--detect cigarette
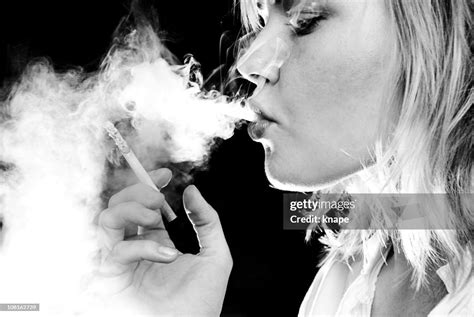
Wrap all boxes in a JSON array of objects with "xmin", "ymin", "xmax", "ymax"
[{"xmin": 104, "ymin": 121, "xmax": 177, "ymax": 222}]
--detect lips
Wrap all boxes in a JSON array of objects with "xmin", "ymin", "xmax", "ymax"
[
  {"xmin": 247, "ymin": 100, "xmax": 276, "ymax": 140},
  {"xmin": 248, "ymin": 119, "xmax": 273, "ymax": 140}
]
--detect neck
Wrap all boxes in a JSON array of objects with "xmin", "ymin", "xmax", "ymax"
[
  {"xmin": 387, "ymin": 239, "xmax": 448, "ymax": 297},
  {"xmin": 386, "ymin": 242, "xmax": 411, "ymax": 285}
]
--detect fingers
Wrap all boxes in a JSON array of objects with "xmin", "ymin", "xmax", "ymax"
[
  {"xmin": 149, "ymin": 168, "xmax": 172, "ymax": 189},
  {"xmin": 98, "ymin": 168, "xmax": 179, "ymax": 277},
  {"xmin": 99, "ymin": 202, "xmax": 163, "ymax": 250},
  {"xmin": 108, "ymin": 184, "xmax": 165, "ymax": 209},
  {"xmin": 126, "ymin": 228, "xmax": 175, "ymax": 249},
  {"xmin": 102, "ymin": 240, "xmax": 179, "ymax": 274},
  {"xmin": 108, "ymin": 240, "xmax": 179, "ymax": 265},
  {"xmin": 183, "ymin": 185, "xmax": 231, "ymax": 261},
  {"xmin": 108, "ymin": 168, "xmax": 172, "ymax": 209}
]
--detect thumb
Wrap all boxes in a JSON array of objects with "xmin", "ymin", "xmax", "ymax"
[{"xmin": 183, "ymin": 185, "xmax": 230, "ymax": 259}]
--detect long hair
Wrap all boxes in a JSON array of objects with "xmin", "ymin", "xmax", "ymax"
[{"xmin": 236, "ymin": 0, "xmax": 473, "ymax": 291}]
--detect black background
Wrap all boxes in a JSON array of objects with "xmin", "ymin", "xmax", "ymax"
[{"xmin": 0, "ymin": 1, "xmax": 323, "ymax": 315}]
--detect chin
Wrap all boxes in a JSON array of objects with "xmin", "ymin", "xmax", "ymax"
[
  {"xmin": 264, "ymin": 160, "xmax": 338, "ymax": 192},
  {"xmin": 264, "ymin": 154, "xmax": 361, "ymax": 193}
]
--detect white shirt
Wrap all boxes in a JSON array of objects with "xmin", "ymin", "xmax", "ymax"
[{"xmin": 299, "ymin": 237, "xmax": 473, "ymax": 316}]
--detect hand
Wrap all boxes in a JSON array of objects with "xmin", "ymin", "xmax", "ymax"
[{"xmin": 94, "ymin": 168, "xmax": 233, "ymax": 316}]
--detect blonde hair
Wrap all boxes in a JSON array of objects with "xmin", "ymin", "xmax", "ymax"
[{"xmin": 236, "ymin": 0, "xmax": 473, "ymax": 290}]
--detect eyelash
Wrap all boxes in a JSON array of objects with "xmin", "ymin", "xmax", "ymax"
[{"xmin": 287, "ymin": 14, "xmax": 326, "ymax": 36}]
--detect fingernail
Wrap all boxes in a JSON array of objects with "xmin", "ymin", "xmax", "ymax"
[{"xmin": 159, "ymin": 246, "xmax": 178, "ymax": 257}]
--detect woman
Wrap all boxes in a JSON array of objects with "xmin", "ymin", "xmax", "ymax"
[{"xmin": 97, "ymin": 0, "xmax": 473, "ymax": 315}]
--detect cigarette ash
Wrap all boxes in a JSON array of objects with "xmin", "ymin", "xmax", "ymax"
[{"xmin": 104, "ymin": 121, "xmax": 131, "ymax": 154}]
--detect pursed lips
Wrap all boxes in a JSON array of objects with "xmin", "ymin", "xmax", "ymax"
[
  {"xmin": 247, "ymin": 100, "xmax": 277, "ymax": 140},
  {"xmin": 248, "ymin": 100, "xmax": 277, "ymax": 123}
]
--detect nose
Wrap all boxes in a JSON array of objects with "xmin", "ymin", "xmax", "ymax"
[{"xmin": 236, "ymin": 35, "xmax": 290, "ymax": 86}]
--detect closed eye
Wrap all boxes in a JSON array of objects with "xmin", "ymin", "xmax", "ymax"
[{"xmin": 287, "ymin": 13, "xmax": 326, "ymax": 36}]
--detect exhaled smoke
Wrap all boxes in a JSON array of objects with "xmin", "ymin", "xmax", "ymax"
[{"xmin": 0, "ymin": 23, "xmax": 254, "ymax": 315}]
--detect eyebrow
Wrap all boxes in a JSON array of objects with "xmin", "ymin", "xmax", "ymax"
[{"xmin": 273, "ymin": 0, "xmax": 326, "ymax": 12}]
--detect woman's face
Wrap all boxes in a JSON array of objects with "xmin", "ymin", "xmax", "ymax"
[{"xmin": 238, "ymin": 0, "xmax": 394, "ymax": 191}]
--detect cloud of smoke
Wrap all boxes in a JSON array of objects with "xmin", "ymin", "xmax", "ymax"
[{"xmin": 0, "ymin": 22, "xmax": 254, "ymax": 315}]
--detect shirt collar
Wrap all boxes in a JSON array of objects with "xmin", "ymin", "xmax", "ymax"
[
  {"xmin": 435, "ymin": 247, "xmax": 472, "ymax": 294},
  {"xmin": 362, "ymin": 235, "xmax": 472, "ymax": 294}
]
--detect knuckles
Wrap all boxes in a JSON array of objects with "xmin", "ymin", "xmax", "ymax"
[
  {"xmin": 108, "ymin": 192, "xmax": 121, "ymax": 208},
  {"xmin": 127, "ymin": 184, "xmax": 165, "ymax": 209},
  {"xmin": 143, "ymin": 190, "xmax": 165, "ymax": 210},
  {"xmin": 99, "ymin": 201, "xmax": 148, "ymax": 228},
  {"xmin": 98, "ymin": 207, "xmax": 113, "ymax": 227},
  {"xmin": 98, "ymin": 200, "xmax": 163, "ymax": 232},
  {"xmin": 141, "ymin": 209, "xmax": 162, "ymax": 226},
  {"xmin": 108, "ymin": 183, "xmax": 165, "ymax": 209}
]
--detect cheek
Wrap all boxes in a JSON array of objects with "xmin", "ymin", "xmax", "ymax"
[
  {"xmin": 292, "ymin": 42, "xmax": 385, "ymax": 108},
  {"xmin": 279, "ymin": 25, "xmax": 390, "ymax": 136}
]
